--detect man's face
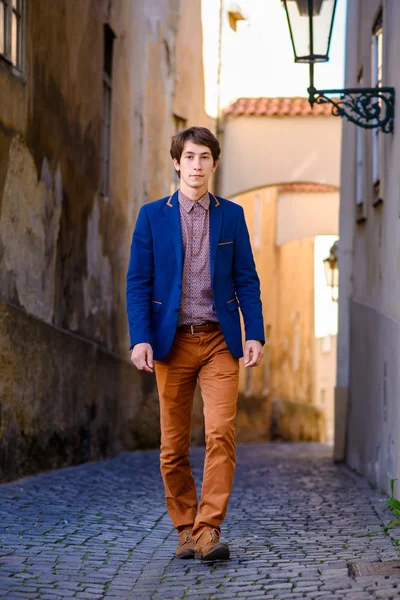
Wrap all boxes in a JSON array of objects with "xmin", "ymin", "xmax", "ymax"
[{"xmin": 173, "ymin": 141, "xmax": 218, "ymax": 190}]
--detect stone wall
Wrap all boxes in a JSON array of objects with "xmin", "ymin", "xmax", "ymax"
[
  {"xmin": 0, "ymin": 0, "xmax": 214, "ymax": 481},
  {"xmin": 0, "ymin": 301, "xmax": 161, "ymax": 481}
]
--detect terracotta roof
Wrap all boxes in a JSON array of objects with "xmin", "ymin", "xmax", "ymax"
[
  {"xmin": 224, "ymin": 97, "xmax": 334, "ymax": 117},
  {"xmin": 278, "ymin": 182, "xmax": 338, "ymax": 193}
]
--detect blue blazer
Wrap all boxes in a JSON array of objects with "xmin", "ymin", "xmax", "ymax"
[{"xmin": 126, "ymin": 190, "xmax": 264, "ymax": 360}]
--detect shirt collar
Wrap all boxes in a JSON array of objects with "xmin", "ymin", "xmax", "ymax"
[{"xmin": 178, "ymin": 189, "xmax": 210, "ymax": 213}]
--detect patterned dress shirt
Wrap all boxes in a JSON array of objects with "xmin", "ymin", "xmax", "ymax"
[{"xmin": 177, "ymin": 189, "xmax": 218, "ymax": 326}]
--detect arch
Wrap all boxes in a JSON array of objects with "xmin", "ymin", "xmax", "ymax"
[
  {"xmin": 231, "ymin": 181, "xmax": 340, "ymax": 244},
  {"xmin": 218, "ymin": 101, "xmax": 342, "ymax": 200}
]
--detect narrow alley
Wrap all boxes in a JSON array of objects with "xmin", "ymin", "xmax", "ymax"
[{"xmin": 1, "ymin": 443, "xmax": 400, "ymax": 599}]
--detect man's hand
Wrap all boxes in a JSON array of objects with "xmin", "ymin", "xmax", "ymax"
[
  {"xmin": 131, "ymin": 343, "xmax": 154, "ymax": 373},
  {"xmin": 244, "ymin": 340, "xmax": 263, "ymax": 367}
]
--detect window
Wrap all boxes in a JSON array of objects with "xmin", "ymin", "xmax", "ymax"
[
  {"xmin": 170, "ymin": 115, "xmax": 187, "ymax": 194},
  {"xmin": 356, "ymin": 69, "xmax": 366, "ymax": 223},
  {"xmin": 100, "ymin": 24, "xmax": 115, "ymax": 199},
  {"xmin": 372, "ymin": 10, "xmax": 383, "ymax": 204},
  {"xmin": 0, "ymin": 0, "xmax": 25, "ymax": 71},
  {"xmin": 356, "ymin": 128, "xmax": 364, "ymax": 206}
]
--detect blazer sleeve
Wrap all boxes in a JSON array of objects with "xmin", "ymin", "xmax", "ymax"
[
  {"xmin": 232, "ymin": 206, "xmax": 265, "ymax": 345},
  {"xmin": 126, "ymin": 206, "xmax": 154, "ymax": 350}
]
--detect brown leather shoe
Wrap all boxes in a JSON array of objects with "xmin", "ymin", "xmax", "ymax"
[
  {"xmin": 194, "ymin": 528, "xmax": 230, "ymax": 561},
  {"xmin": 175, "ymin": 529, "xmax": 195, "ymax": 559}
]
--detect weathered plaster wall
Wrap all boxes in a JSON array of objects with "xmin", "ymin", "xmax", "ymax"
[
  {"xmin": 339, "ymin": 0, "xmax": 400, "ymax": 487},
  {"xmin": 0, "ymin": 0, "xmax": 214, "ymax": 480},
  {"xmin": 0, "ymin": 301, "xmax": 161, "ymax": 481},
  {"xmin": 232, "ymin": 186, "xmax": 326, "ymax": 441},
  {"xmin": 173, "ymin": 0, "xmax": 214, "ymax": 130},
  {"xmin": 275, "ymin": 238, "xmax": 315, "ymax": 405},
  {"xmin": 0, "ymin": 0, "xmax": 189, "ymax": 351},
  {"xmin": 0, "ymin": 137, "xmax": 62, "ymax": 321},
  {"xmin": 347, "ymin": 302, "xmax": 399, "ymax": 491}
]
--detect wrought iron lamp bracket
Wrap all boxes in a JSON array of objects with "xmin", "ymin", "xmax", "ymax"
[{"xmin": 308, "ymin": 86, "xmax": 395, "ymax": 133}]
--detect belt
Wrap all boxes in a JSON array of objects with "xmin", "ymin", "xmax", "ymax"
[{"xmin": 177, "ymin": 322, "xmax": 220, "ymax": 335}]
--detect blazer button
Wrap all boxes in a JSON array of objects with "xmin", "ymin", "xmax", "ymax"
[
  {"xmin": 174, "ymin": 308, "xmax": 179, "ymax": 312},
  {"xmin": 178, "ymin": 284, "xmax": 182, "ymax": 289}
]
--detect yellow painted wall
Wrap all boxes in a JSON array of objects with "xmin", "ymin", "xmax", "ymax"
[
  {"xmin": 233, "ymin": 187, "xmax": 278, "ymax": 400},
  {"xmin": 234, "ymin": 186, "xmax": 329, "ymax": 441},
  {"xmin": 275, "ymin": 238, "xmax": 315, "ymax": 405}
]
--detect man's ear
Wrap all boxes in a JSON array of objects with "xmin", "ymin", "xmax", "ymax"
[
  {"xmin": 173, "ymin": 158, "xmax": 180, "ymax": 173},
  {"xmin": 212, "ymin": 160, "xmax": 220, "ymax": 173}
]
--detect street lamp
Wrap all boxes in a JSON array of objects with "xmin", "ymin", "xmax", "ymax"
[
  {"xmin": 282, "ymin": 0, "xmax": 395, "ymax": 133},
  {"xmin": 323, "ymin": 241, "xmax": 339, "ymax": 303}
]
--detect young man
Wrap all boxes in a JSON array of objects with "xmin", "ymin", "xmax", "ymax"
[{"xmin": 126, "ymin": 126, "xmax": 264, "ymax": 561}]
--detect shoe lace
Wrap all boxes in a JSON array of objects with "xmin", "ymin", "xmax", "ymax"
[
  {"xmin": 183, "ymin": 530, "xmax": 192, "ymax": 543},
  {"xmin": 210, "ymin": 529, "xmax": 220, "ymax": 543}
]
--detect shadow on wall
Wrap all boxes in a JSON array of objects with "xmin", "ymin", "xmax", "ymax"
[
  {"xmin": 271, "ymin": 396, "xmax": 326, "ymax": 442},
  {"xmin": 191, "ymin": 387, "xmax": 273, "ymax": 445}
]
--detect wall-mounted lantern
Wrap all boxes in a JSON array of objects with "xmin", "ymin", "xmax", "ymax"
[
  {"xmin": 282, "ymin": 0, "xmax": 395, "ymax": 133},
  {"xmin": 323, "ymin": 241, "xmax": 339, "ymax": 303}
]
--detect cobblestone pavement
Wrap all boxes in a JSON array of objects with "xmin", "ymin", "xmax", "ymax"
[{"xmin": 1, "ymin": 443, "xmax": 400, "ymax": 600}]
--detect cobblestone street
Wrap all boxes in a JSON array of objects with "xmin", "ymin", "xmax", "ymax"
[{"xmin": 1, "ymin": 443, "xmax": 400, "ymax": 600}]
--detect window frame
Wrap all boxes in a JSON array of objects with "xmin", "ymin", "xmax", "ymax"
[
  {"xmin": 371, "ymin": 9, "xmax": 384, "ymax": 206},
  {"xmin": 355, "ymin": 68, "xmax": 367, "ymax": 224},
  {"xmin": 0, "ymin": 0, "xmax": 25, "ymax": 72},
  {"xmin": 100, "ymin": 24, "xmax": 115, "ymax": 200}
]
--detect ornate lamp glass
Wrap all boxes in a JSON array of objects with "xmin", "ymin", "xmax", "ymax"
[
  {"xmin": 282, "ymin": 0, "xmax": 395, "ymax": 133},
  {"xmin": 282, "ymin": 0, "xmax": 337, "ymax": 64}
]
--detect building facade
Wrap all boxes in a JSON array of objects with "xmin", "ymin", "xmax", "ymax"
[
  {"xmin": 221, "ymin": 98, "xmax": 341, "ymax": 443},
  {"xmin": 337, "ymin": 0, "xmax": 400, "ymax": 491},
  {"xmin": 0, "ymin": 0, "xmax": 213, "ymax": 481}
]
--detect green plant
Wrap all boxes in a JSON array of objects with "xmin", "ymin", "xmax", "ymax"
[
  {"xmin": 386, "ymin": 479, "xmax": 400, "ymax": 518},
  {"xmin": 382, "ymin": 520, "xmax": 398, "ymax": 532}
]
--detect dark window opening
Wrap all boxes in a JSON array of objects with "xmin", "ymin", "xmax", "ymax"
[{"xmin": 100, "ymin": 24, "xmax": 115, "ymax": 199}]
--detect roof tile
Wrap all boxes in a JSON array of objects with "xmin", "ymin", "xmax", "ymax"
[{"xmin": 224, "ymin": 97, "xmax": 334, "ymax": 117}]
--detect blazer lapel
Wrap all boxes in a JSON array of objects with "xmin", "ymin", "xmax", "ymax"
[
  {"xmin": 209, "ymin": 193, "xmax": 222, "ymax": 280},
  {"xmin": 164, "ymin": 190, "xmax": 183, "ymax": 276}
]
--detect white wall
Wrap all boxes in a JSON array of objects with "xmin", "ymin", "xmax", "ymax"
[
  {"xmin": 221, "ymin": 116, "xmax": 341, "ymax": 198},
  {"xmin": 277, "ymin": 192, "xmax": 339, "ymax": 246},
  {"xmin": 340, "ymin": 0, "xmax": 400, "ymax": 490}
]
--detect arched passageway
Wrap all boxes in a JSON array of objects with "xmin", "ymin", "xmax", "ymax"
[
  {"xmin": 218, "ymin": 98, "xmax": 341, "ymax": 446},
  {"xmin": 218, "ymin": 97, "xmax": 341, "ymax": 198}
]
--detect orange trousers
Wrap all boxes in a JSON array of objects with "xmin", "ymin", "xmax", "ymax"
[{"xmin": 154, "ymin": 328, "xmax": 239, "ymax": 542}]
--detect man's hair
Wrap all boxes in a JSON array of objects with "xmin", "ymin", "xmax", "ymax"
[{"xmin": 170, "ymin": 126, "xmax": 221, "ymax": 165}]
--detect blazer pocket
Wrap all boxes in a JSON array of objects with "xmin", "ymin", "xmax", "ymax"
[
  {"xmin": 151, "ymin": 300, "xmax": 162, "ymax": 313},
  {"xmin": 218, "ymin": 240, "xmax": 233, "ymax": 246},
  {"xmin": 227, "ymin": 298, "xmax": 239, "ymax": 311}
]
